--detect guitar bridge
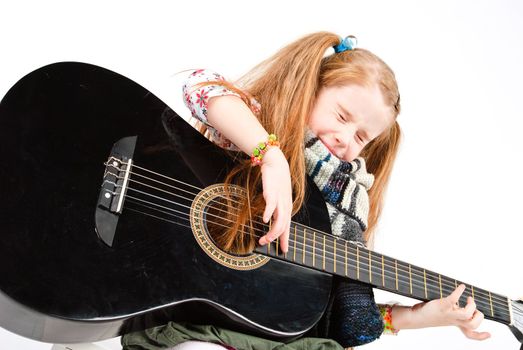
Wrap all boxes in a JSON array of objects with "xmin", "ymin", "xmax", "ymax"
[
  {"xmin": 99, "ymin": 157, "xmax": 133, "ymax": 214},
  {"xmin": 95, "ymin": 136, "xmax": 137, "ymax": 247}
]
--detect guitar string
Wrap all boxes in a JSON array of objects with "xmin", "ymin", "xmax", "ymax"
[
  {"xmin": 106, "ymin": 162, "xmax": 511, "ymax": 310},
  {"xmin": 110, "ymin": 164, "xmax": 383, "ymax": 250},
  {"xmin": 123, "ymin": 197, "xmax": 511, "ymax": 318},
  {"xmin": 122, "ymin": 184, "xmax": 511, "ymax": 314},
  {"xmin": 114, "ymin": 164, "xmax": 511, "ymax": 310},
  {"xmin": 120, "ymin": 167, "xmax": 511, "ymax": 308}
]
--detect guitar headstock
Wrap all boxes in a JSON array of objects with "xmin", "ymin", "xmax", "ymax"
[{"xmin": 510, "ymin": 299, "xmax": 523, "ymax": 344}]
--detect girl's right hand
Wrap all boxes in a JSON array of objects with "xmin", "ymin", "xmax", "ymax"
[
  {"xmin": 257, "ymin": 146, "xmax": 292, "ymax": 253},
  {"xmin": 408, "ymin": 284, "xmax": 491, "ymax": 340}
]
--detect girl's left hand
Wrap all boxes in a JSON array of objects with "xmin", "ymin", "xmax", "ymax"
[{"xmin": 410, "ymin": 283, "xmax": 491, "ymax": 340}]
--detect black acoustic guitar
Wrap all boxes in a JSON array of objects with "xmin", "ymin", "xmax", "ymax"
[{"xmin": 0, "ymin": 62, "xmax": 521, "ymax": 346}]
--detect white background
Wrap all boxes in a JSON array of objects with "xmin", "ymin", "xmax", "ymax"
[{"xmin": 1, "ymin": 1, "xmax": 522, "ymax": 349}]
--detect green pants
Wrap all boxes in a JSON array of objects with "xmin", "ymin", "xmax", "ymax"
[{"xmin": 121, "ymin": 322, "xmax": 345, "ymax": 350}]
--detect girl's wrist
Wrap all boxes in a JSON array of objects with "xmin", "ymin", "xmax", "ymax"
[
  {"xmin": 251, "ymin": 134, "xmax": 280, "ymax": 166},
  {"xmin": 390, "ymin": 304, "xmax": 417, "ymax": 330},
  {"xmin": 391, "ymin": 302, "xmax": 434, "ymax": 330},
  {"xmin": 261, "ymin": 146, "xmax": 286, "ymax": 166}
]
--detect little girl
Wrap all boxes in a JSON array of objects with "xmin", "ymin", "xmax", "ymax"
[{"xmin": 122, "ymin": 32, "xmax": 490, "ymax": 350}]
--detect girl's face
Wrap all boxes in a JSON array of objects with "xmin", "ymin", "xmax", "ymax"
[{"xmin": 308, "ymin": 83, "xmax": 393, "ymax": 162}]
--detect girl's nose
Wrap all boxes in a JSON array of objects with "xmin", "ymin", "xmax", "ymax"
[{"xmin": 335, "ymin": 124, "xmax": 356, "ymax": 148}]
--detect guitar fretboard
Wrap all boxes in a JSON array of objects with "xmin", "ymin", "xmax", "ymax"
[{"xmin": 254, "ymin": 221, "xmax": 511, "ymax": 325}]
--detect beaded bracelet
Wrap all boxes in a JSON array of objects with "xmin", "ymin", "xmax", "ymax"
[
  {"xmin": 380, "ymin": 304, "xmax": 399, "ymax": 335},
  {"xmin": 251, "ymin": 134, "xmax": 280, "ymax": 166}
]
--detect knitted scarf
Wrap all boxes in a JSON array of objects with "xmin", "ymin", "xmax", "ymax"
[
  {"xmin": 304, "ymin": 130, "xmax": 374, "ymax": 244},
  {"xmin": 303, "ymin": 130, "xmax": 383, "ymax": 347}
]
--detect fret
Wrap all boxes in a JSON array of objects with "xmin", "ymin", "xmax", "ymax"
[
  {"xmin": 489, "ymin": 291, "xmax": 494, "ymax": 317},
  {"xmin": 368, "ymin": 250, "xmax": 372, "ymax": 283},
  {"xmin": 312, "ymin": 231, "xmax": 316, "ymax": 268},
  {"xmin": 381, "ymin": 255, "xmax": 385, "ymax": 287},
  {"xmin": 395, "ymin": 259, "xmax": 398, "ymax": 291},
  {"xmin": 313, "ymin": 233, "xmax": 324, "ymax": 271},
  {"xmin": 302, "ymin": 229, "xmax": 306, "ymax": 265},
  {"xmin": 293, "ymin": 225, "xmax": 297, "ymax": 262},
  {"xmin": 344, "ymin": 241, "xmax": 348, "ymax": 277},
  {"xmin": 327, "ymin": 237, "xmax": 345, "ymax": 276},
  {"xmin": 368, "ymin": 251, "xmax": 383, "ymax": 286},
  {"xmin": 506, "ymin": 296, "xmax": 513, "ymax": 323},
  {"xmin": 425, "ymin": 269, "xmax": 442, "ymax": 301},
  {"xmin": 322, "ymin": 235, "xmax": 326, "ymax": 271},
  {"xmin": 337, "ymin": 239, "xmax": 347, "ymax": 275},
  {"xmin": 356, "ymin": 245, "xmax": 360, "ymax": 280},
  {"xmin": 267, "ymin": 220, "xmax": 271, "ymax": 255},
  {"xmin": 282, "ymin": 227, "xmax": 287, "ymax": 259},
  {"xmin": 439, "ymin": 274, "xmax": 442, "ymax": 299},
  {"xmin": 321, "ymin": 235, "xmax": 336, "ymax": 274},
  {"xmin": 472, "ymin": 286, "xmax": 487, "ymax": 315},
  {"xmin": 275, "ymin": 237, "xmax": 279, "ymax": 255},
  {"xmin": 440, "ymin": 276, "xmax": 455, "ymax": 297},
  {"xmin": 333, "ymin": 238, "xmax": 337, "ymax": 273},
  {"xmin": 423, "ymin": 269, "xmax": 428, "ymax": 299},
  {"xmin": 382, "ymin": 255, "xmax": 398, "ymax": 290},
  {"xmin": 408, "ymin": 264, "xmax": 412, "ymax": 295},
  {"xmin": 477, "ymin": 286, "xmax": 493, "ymax": 316},
  {"xmin": 356, "ymin": 247, "xmax": 371, "ymax": 284},
  {"xmin": 394, "ymin": 260, "xmax": 414, "ymax": 297},
  {"xmin": 344, "ymin": 242, "xmax": 358, "ymax": 280},
  {"xmin": 393, "ymin": 260, "xmax": 406, "ymax": 294},
  {"xmin": 343, "ymin": 240, "xmax": 355, "ymax": 278},
  {"xmin": 408, "ymin": 265, "xmax": 426, "ymax": 300}
]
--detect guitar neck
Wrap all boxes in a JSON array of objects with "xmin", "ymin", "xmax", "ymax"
[{"xmin": 254, "ymin": 221, "xmax": 512, "ymax": 326}]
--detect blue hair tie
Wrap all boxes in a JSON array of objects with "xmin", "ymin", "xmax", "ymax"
[{"xmin": 333, "ymin": 35, "xmax": 358, "ymax": 53}]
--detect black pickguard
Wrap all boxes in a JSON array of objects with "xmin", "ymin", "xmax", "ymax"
[{"xmin": 0, "ymin": 62, "xmax": 333, "ymax": 343}]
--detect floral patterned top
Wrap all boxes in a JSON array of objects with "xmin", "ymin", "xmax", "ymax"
[{"xmin": 182, "ymin": 68, "xmax": 261, "ymax": 151}]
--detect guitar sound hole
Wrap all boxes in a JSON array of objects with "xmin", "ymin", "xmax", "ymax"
[{"xmin": 205, "ymin": 192, "xmax": 258, "ymax": 256}]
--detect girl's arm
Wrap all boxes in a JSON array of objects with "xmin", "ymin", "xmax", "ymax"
[
  {"xmin": 390, "ymin": 284, "xmax": 491, "ymax": 340},
  {"xmin": 182, "ymin": 69, "xmax": 293, "ymax": 252},
  {"xmin": 204, "ymin": 95, "xmax": 293, "ymax": 253}
]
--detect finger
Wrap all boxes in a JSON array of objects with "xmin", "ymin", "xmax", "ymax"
[
  {"xmin": 459, "ymin": 326, "xmax": 491, "ymax": 341},
  {"xmin": 259, "ymin": 199, "xmax": 277, "ymax": 245},
  {"xmin": 469, "ymin": 310, "xmax": 485, "ymax": 329},
  {"xmin": 279, "ymin": 200, "xmax": 292, "ymax": 253},
  {"xmin": 263, "ymin": 198, "xmax": 277, "ymax": 223},
  {"xmin": 461, "ymin": 296, "xmax": 477, "ymax": 320},
  {"xmin": 279, "ymin": 222, "xmax": 290, "ymax": 253},
  {"xmin": 460, "ymin": 310, "xmax": 484, "ymax": 330},
  {"xmin": 260, "ymin": 208, "xmax": 283, "ymax": 245},
  {"xmin": 448, "ymin": 284, "xmax": 466, "ymax": 305}
]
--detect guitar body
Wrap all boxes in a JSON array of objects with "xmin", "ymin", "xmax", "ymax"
[{"xmin": 0, "ymin": 62, "xmax": 333, "ymax": 343}]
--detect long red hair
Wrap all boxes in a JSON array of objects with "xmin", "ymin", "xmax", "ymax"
[{"xmin": 195, "ymin": 32, "xmax": 401, "ymax": 252}]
